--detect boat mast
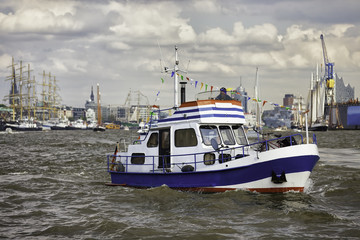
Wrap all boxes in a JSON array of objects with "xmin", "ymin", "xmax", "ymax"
[
  {"xmin": 97, "ymin": 83, "xmax": 102, "ymax": 126},
  {"xmin": 5, "ymin": 57, "xmax": 17, "ymax": 121},
  {"xmin": 254, "ymin": 67, "xmax": 261, "ymax": 130},
  {"xmin": 41, "ymin": 70, "xmax": 47, "ymax": 121},
  {"xmin": 26, "ymin": 64, "xmax": 32, "ymax": 119},
  {"xmin": 174, "ymin": 46, "xmax": 179, "ymax": 108},
  {"xmin": 18, "ymin": 60, "xmax": 25, "ymax": 120}
]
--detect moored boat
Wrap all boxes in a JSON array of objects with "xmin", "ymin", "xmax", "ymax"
[
  {"xmin": 67, "ymin": 119, "xmax": 87, "ymax": 130},
  {"xmin": 106, "ymin": 46, "xmax": 320, "ymax": 193},
  {"xmin": 5, "ymin": 118, "xmax": 42, "ymax": 131}
]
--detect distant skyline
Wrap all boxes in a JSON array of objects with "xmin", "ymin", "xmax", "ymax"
[{"xmin": 1, "ymin": 0, "xmax": 359, "ymax": 108}]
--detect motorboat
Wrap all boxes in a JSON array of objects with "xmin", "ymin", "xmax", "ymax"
[{"xmin": 106, "ymin": 46, "xmax": 320, "ymax": 193}]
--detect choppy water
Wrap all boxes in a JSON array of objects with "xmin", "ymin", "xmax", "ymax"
[{"xmin": 0, "ymin": 130, "xmax": 359, "ymax": 239}]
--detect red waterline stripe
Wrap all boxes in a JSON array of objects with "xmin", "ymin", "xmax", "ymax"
[{"xmin": 105, "ymin": 183, "xmax": 304, "ymax": 193}]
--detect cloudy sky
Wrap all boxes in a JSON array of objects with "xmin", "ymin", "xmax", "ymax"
[{"xmin": 0, "ymin": 0, "xmax": 359, "ymax": 109}]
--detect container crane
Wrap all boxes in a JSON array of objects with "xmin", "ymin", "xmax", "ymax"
[
  {"xmin": 320, "ymin": 34, "xmax": 335, "ymax": 89},
  {"xmin": 320, "ymin": 34, "xmax": 341, "ymax": 128}
]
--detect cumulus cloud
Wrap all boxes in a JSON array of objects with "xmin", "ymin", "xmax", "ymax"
[
  {"xmin": 107, "ymin": 1, "xmax": 196, "ymax": 46},
  {"xmin": 0, "ymin": 0, "xmax": 359, "ymax": 108},
  {"xmin": 0, "ymin": 1, "xmax": 82, "ymax": 34}
]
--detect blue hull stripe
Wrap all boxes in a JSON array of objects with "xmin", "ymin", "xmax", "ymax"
[
  {"xmin": 174, "ymin": 107, "xmax": 244, "ymax": 115},
  {"xmin": 158, "ymin": 113, "xmax": 245, "ymax": 123},
  {"xmin": 110, "ymin": 155, "xmax": 319, "ymax": 188}
]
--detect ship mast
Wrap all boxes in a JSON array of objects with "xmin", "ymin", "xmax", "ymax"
[
  {"xmin": 254, "ymin": 67, "xmax": 261, "ymax": 130},
  {"xmin": 5, "ymin": 57, "xmax": 18, "ymax": 121},
  {"xmin": 26, "ymin": 63, "xmax": 33, "ymax": 119},
  {"xmin": 97, "ymin": 83, "xmax": 102, "ymax": 126},
  {"xmin": 174, "ymin": 46, "xmax": 179, "ymax": 108},
  {"xmin": 40, "ymin": 70, "xmax": 48, "ymax": 121},
  {"xmin": 18, "ymin": 60, "xmax": 26, "ymax": 120},
  {"xmin": 164, "ymin": 46, "xmax": 186, "ymax": 109},
  {"xmin": 52, "ymin": 76, "xmax": 60, "ymax": 118}
]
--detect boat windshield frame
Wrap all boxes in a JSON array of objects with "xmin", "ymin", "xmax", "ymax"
[{"xmin": 199, "ymin": 125, "xmax": 221, "ymax": 146}]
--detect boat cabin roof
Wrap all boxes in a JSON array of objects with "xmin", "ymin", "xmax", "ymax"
[{"xmin": 157, "ymin": 99, "xmax": 245, "ymax": 127}]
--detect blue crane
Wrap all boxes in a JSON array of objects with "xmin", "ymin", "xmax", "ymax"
[{"xmin": 320, "ymin": 34, "xmax": 335, "ymax": 89}]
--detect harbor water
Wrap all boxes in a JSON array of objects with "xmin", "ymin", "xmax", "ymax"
[{"xmin": 0, "ymin": 130, "xmax": 359, "ymax": 239}]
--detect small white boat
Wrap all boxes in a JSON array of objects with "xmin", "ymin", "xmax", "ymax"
[
  {"xmin": 67, "ymin": 119, "xmax": 87, "ymax": 130},
  {"xmin": 50, "ymin": 118, "xmax": 69, "ymax": 130},
  {"xmin": 106, "ymin": 46, "xmax": 320, "ymax": 193},
  {"xmin": 5, "ymin": 117, "xmax": 42, "ymax": 131}
]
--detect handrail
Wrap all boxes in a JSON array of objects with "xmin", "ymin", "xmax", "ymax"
[{"xmin": 108, "ymin": 133, "xmax": 317, "ymax": 173}]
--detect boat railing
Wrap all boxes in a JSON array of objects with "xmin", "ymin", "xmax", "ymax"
[
  {"xmin": 108, "ymin": 133, "xmax": 317, "ymax": 173},
  {"xmin": 133, "ymin": 106, "xmax": 176, "ymax": 145},
  {"xmin": 108, "ymin": 145, "xmax": 250, "ymax": 173},
  {"xmin": 254, "ymin": 133, "xmax": 302, "ymax": 152}
]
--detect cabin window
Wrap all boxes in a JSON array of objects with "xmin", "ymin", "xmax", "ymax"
[
  {"xmin": 131, "ymin": 153, "xmax": 145, "ymax": 164},
  {"xmin": 219, "ymin": 126, "xmax": 235, "ymax": 145},
  {"xmin": 175, "ymin": 128, "xmax": 198, "ymax": 147},
  {"xmin": 200, "ymin": 125, "xmax": 220, "ymax": 146},
  {"xmin": 232, "ymin": 126, "xmax": 248, "ymax": 145},
  {"xmin": 204, "ymin": 153, "xmax": 215, "ymax": 165},
  {"xmin": 147, "ymin": 132, "xmax": 158, "ymax": 148}
]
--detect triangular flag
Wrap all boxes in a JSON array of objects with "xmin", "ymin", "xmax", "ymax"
[
  {"xmin": 195, "ymin": 81, "xmax": 198, "ymax": 88},
  {"xmin": 181, "ymin": 75, "xmax": 183, "ymax": 80},
  {"xmin": 161, "ymin": 78, "xmax": 164, "ymax": 83},
  {"xmin": 205, "ymin": 84, "xmax": 208, "ymax": 91},
  {"xmin": 200, "ymin": 82, "xmax": 203, "ymax": 90},
  {"xmin": 262, "ymin": 100, "xmax": 267, "ymax": 106},
  {"xmin": 171, "ymin": 71, "xmax": 174, "ymax": 77},
  {"xmin": 211, "ymin": 86, "xmax": 213, "ymax": 92}
]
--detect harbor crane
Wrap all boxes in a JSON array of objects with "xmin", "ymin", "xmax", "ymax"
[
  {"xmin": 320, "ymin": 34, "xmax": 335, "ymax": 89},
  {"xmin": 320, "ymin": 34, "xmax": 335, "ymax": 105}
]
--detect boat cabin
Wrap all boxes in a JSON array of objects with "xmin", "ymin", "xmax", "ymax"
[{"xmin": 114, "ymin": 99, "xmax": 251, "ymax": 173}]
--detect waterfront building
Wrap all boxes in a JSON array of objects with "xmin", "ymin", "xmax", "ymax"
[
  {"xmin": 72, "ymin": 107, "xmax": 86, "ymax": 120},
  {"xmin": 335, "ymin": 74, "xmax": 355, "ymax": 103},
  {"xmin": 85, "ymin": 86, "xmax": 96, "ymax": 113},
  {"xmin": 283, "ymin": 94, "xmax": 294, "ymax": 107}
]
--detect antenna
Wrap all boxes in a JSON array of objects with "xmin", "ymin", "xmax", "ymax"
[
  {"xmin": 157, "ymin": 40, "xmax": 164, "ymax": 73},
  {"xmin": 186, "ymin": 60, "xmax": 190, "ymax": 73}
]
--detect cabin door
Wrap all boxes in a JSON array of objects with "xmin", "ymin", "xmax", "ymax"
[{"xmin": 158, "ymin": 128, "xmax": 171, "ymax": 168}]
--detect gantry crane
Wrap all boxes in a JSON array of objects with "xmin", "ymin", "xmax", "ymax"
[{"xmin": 320, "ymin": 34, "xmax": 335, "ymax": 104}]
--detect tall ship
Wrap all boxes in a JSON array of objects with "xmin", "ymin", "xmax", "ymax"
[
  {"xmin": 3, "ymin": 58, "xmax": 42, "ymax": 131},
  {"xmin": 2, "ymin": 57, "xmax": 62, "ymax": 131},
  {"xmin": 106, "ymin": 46, "xmax": 320, "ymax": 193}
]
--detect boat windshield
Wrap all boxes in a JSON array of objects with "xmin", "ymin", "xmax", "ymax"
[
  {"xmin": 219, "ymin": 126, "xmax": 236, "ymax": 145},
  {"xmin": 200, "ymin": 125, "xmax": 221, "ymax": 146},
  {"xmin": 232, "ymin": 125, "xmax": 248, "ymax": 145}
]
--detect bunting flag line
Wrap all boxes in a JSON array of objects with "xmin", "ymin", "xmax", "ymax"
[{"xmin": 158, "ymin": 72, "xmax": 304, "ymax": 112}]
